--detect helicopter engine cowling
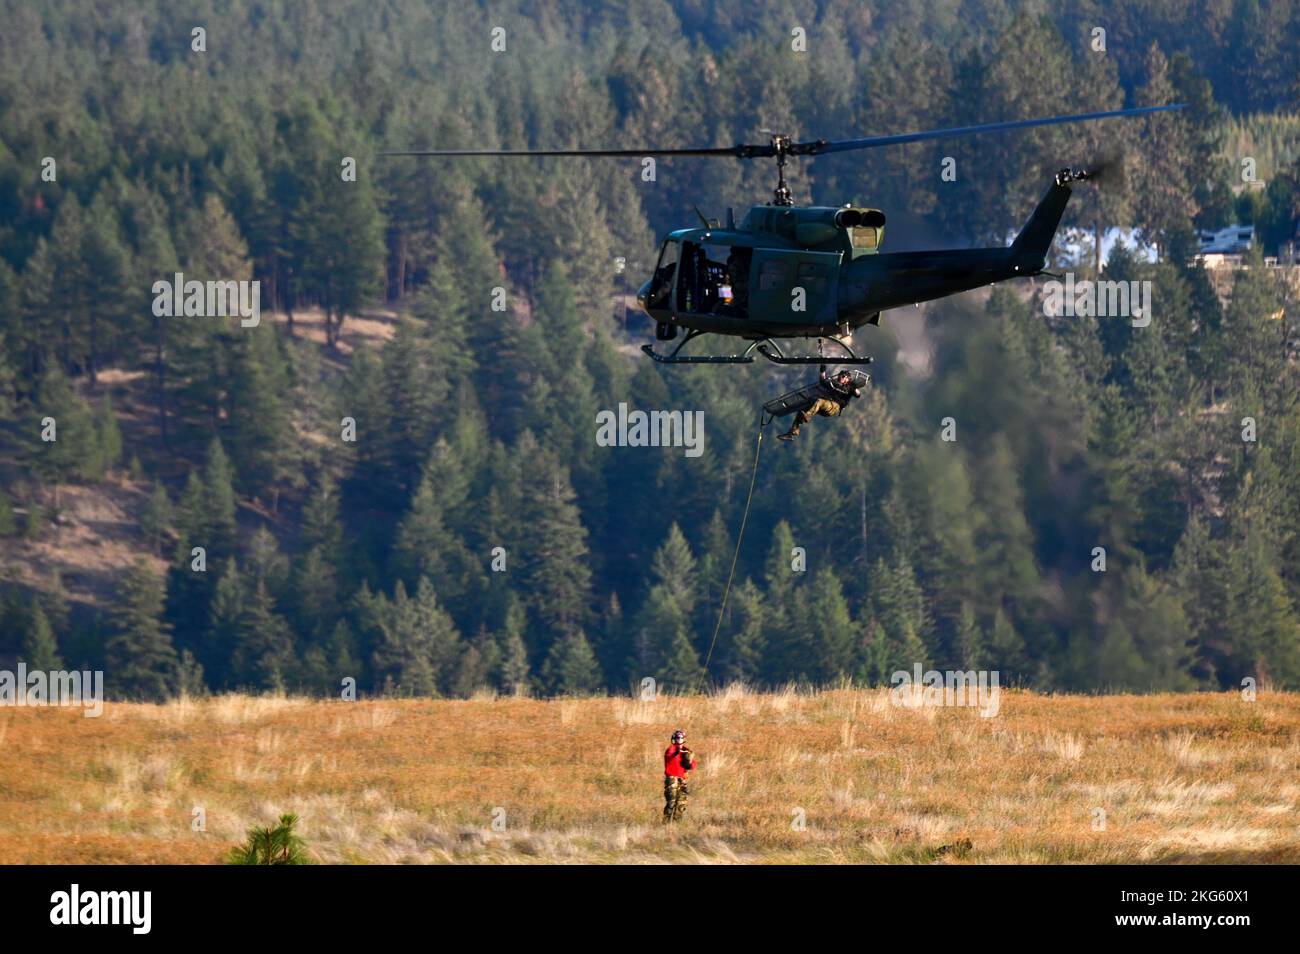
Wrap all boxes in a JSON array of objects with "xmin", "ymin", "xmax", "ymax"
[
  {"xmin": 795, "ymin": 221, "xmax": 840, "ymax": 245},
  {"xmin": 792, "ymin": 207, "xmax": 887, "ymax": 247}
]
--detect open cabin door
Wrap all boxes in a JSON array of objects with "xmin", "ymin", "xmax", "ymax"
[{"xmin": 748, "ymin": 249, "xmax": 841, "ymax": 326}]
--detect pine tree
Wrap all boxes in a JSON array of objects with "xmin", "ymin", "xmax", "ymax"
[
  {"xmin": 232, "ymin": 580, "xmax": 295, "ymax": 691},
  {"xmin": 522, "ymin": 457, "xmax": 592, "ymax": 637},
  {"xmin": 300, "ymin": 471, "xmax": 344, "ymax": 564},
  {"xmin": 806, "ymin": 567, "xmax": 854, "ymax": 684},
  {"xmin": 140, "ymin": 482, "xmax": 173, "ymax": 557},
  {"xmin": 649, "ymin": 523, "xmax": 699, "ymax": 620},
  {"xmin": 290, "ymin": 546, "xmax": 339, "ymax": 640},
  {"xmin": 660, "ymin": 624, "xmax": 704, "ymax": 694},
  {"xmin": 1226, "ymin": 528, "xmax": 1300, "ymax": 690},
  {"xmin": 972, "ymin": 434, "xmax": 1041, "ymax": 620},
  {"xmin": 541, "ymin": 630, "xmax": 603, "ymax": 696},
  {"xmin": 327, "ymin": 621, "xmax": 361, "ymax": 691},
  {"xmin": 1130, "ymin": 43, "xmax": 1198, "ymax": 252},
  {"xmin": 92, "ymin": 395, "xmax": 123, "ymax": 477},
  {"xmin": 697, "ymin": 509, "xmax": 733, "ymax": 628},
  {"xmin": 987, "ymin": 608, "xmax": 1030, "ymax": 680},
  {"xmin": 27, "ymin": 365, "xmax": 96, "ymax": 495},
  {"xmin": 722, "ymin": 578, "xmax": 766, "ymax": 685},
  {"xmin": 955, "ymin": 605, "xmax": 986, "ymax": 671},
  {"xmin": 78, "ymin": 193, "xmax": 131, "ymax": 384},
  {"xmin": 370, "ymin": 579, "xmax": 462, "ymax": 696},
  {"xmin": 379, "ymin": 319, "xmax": 448, "ymax": 492},
  {"xmin": 225, "ymin": 324, "xmax": 299, "ymax": 503},
  {"xmin": 391, "ymin": 471, "xmax": 480, "ymax": 612},
  {"xmin": 22, "ymin": 603, "xmax": 63, "ymax": 671},
  {"xmin": 496, "ymin": 598, "xmax": 532, "ymax": 694},
  {"xmin": 762, "ymin": 520, "xmax": 800, "ymax": 676},
  {"xmin": 202, "ymin": 438, "xmax": 239, "ymax": 564},
  {"xmin": 1170, "ymin": 515, "xmax": 1226, "ymax": 684},
  {"xmin": 206, "ymin": 560, "xmax": 246, "ymax": 688},
  {"xmin": 106, "ymin": 561, "xmax": 179, "ymax": 701},
  {"xmin": 292, "ymin": 149, "xmax": 385, "ymax": 348},
  {"xmin": 1223, "ymin": 256, "xmax": 1285, "ymax": 407}
]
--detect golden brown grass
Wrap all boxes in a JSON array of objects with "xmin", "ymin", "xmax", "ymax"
[{"xmin": 2, "ymin": 688, "xmax": 1298, "ymax": 864}]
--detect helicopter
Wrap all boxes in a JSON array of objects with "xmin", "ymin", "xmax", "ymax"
[{"xmin": 386, "ymin": 104, "xmax": 1184, "ymax": 366}]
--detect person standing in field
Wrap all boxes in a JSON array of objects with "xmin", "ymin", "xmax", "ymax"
[{"xmin": 663, "ymin": 729, "xmax": 696, "ymax": 823}]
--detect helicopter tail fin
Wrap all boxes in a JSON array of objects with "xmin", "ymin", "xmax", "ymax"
[{"xmin": 1009, "ymin": 178, "xmax": 1072, "ymax": 266}]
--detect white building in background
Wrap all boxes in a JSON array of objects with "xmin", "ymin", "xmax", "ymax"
[
  {"xmin": 1196, "ymin": 224, "xmax": 1255, "ymax": 267},
  {"xmin": 1193, "ymin": 221, "xmax": 1300, "ymax": 306}
]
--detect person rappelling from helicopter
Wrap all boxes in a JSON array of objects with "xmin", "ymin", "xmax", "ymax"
[{"xmin": 774, "ymin": 365, "xmax": 865, "ymax": 441}]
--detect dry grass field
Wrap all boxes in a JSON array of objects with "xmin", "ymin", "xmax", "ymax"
[{"xmin": 2, "ymin": 687, "xmax": 1298, "ymax": 864}]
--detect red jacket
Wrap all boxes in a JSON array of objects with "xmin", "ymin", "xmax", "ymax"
[{"xmin": 665, "ymin": 743, "xmax": 695, "ymax": 778}]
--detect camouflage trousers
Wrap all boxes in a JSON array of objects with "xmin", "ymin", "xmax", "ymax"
[
  {"xmin": 663, "ymin": 775, "xmax": 690, "ymax": 823},
  {"xmin": 786, "ymin": 398, "xmax": 841, "ymax": 436}
]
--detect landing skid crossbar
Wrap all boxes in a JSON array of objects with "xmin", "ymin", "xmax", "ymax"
[
  {"xmin": 642, "ymin": 332, "xmax": 874, "ymax": 366},
  {"xmin": 757, "ymin": 336, "xmax": 873, "ymax": 365}
]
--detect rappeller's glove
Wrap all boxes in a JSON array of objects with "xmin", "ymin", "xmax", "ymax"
[{"xmin": 679, "ymin": 746, "xmax": 693, "ymax": 770}]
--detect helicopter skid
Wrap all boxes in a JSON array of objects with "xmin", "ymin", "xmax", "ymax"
[
  {"xmin": 641, "ymin": 345, "xmax": 756, "ymax": 364},
  {"xmin": 640, "ymin": 329, "xmax": 768, "ymax": 364},
  {"xmin": 757, "ymin": 347, "xmax": 873, "ymax": 365}
]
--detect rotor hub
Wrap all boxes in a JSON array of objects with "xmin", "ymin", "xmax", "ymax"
[{"xmin": 771, "ymin": 134, "xmax": 794, "ymax": 206}]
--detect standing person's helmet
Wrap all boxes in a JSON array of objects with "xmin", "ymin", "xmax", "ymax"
[{"xmin": 671, "ymin": 730, "xmax": 686, "ymax": 744}]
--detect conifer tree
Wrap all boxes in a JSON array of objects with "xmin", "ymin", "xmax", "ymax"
[
  {"xmin": 541, "ymin": 630, "xmax": 603, "ymax": 696},
  {"xmin": 27, "ymin": 365, "xmax": 96, "ymax": 495},
  {"xmin": 232, "ymin": 580, "xmax": 295, "ymax": 690},
  {"xmin": 805, "ymin": 567, "xmax": 855, "ymax": 683},
  {"xmin": 106, "ymin": 561, "xmax": 179, "ymax": 700},
  {"xmin": 722, "ymin": 578, "xmax": 766, "ymax": 685},
  {"xmin": 521, "ymin": 457, "xmax": 593, "ymax": 637},
  {"xmin": 496, "ymin": 598, "xmax": 532, "ymax": 694},
  {"xmin": 140, "ymin": 482, "xmax": 173, "ymax": 557},
  {"xmin": 22, "ymin": 603, "xmax": 63, "ymax": 671}
]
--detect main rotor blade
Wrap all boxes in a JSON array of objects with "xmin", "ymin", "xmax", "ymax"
[
  {"xmin": 380, "ymin": 145, "xmax": 751, "ymax": 158},
  {"xmin": 382, "ymin": 104, "xmax": 1185, "ymax": 160},
  {"xmin": 799, "ymin": 104, "xmax": 1186, "ymax": 155}
]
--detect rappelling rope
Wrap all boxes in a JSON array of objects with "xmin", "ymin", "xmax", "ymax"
[{"xmin": 696, "ymin": 409, "xmax": 772, "ymax": 691}]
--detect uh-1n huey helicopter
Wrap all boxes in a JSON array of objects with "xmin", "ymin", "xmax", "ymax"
[{"xmin": 386, "ymin": 103, "xmax": 1183, "ymax": 366}]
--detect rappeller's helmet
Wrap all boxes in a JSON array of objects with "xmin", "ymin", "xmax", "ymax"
[
  {"xmin": 671, "ymin": 729, "xmax": 686, "ymax": 744},
  {"xmin": 834, "ymin": 368, "xmax": 870, "ymax": 390}
]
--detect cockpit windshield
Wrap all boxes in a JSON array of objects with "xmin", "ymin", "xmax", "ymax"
[{"xmin": 646, "ymin": 239, "xmax": 678, "ymax": 309}]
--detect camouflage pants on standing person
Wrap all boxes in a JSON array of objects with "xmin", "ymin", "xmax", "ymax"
[{"xmin": 663, "ymin": 776, "xmax": 690, "ymax": 822}]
